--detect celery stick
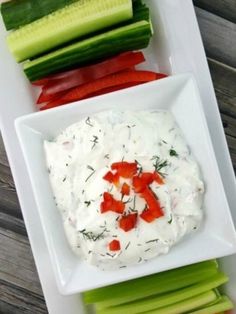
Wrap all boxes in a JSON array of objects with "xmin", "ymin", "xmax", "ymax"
[
  {"xmin": 190, "ymin": 296, "xmax": 234, "ymax": 314},
  {"xmin": 95, "ymin": 272, "xmax": 228, "ymax": 314},
  {"xmin": 142, "ymin": 290, "xmax": 219, "ymax": 314},
  {"xmin": 83, "ymin": 260, "xmax": 218, "ymax": 307}
]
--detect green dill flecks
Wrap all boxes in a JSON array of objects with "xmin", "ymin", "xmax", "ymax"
[
  {"xmin": 84, "ymin": 201, "xmax": 91, "ymax": 207},
  {"xmin": 145, "ymin": 248, "xmax": 151, "ymax": 252},
  {"xmin": 119, "ymin": 265, "xmax": 127, "ymax": 269},
  {"xmin": 125, "ymin": 242, "xmax": 131, "ymax": 250},
  {"xmin": 168, "ymin": 216, "xmax": 173, "ymax": 224},
  {"xmin": 65, "ymin": 163, "xmax": 69, "ymax": 167},
  {"xmin": 162, "ymin": 140, "xmax": 167, "ymax": 144},
  {"xmin": 106, "ymin": 252, "xmax": 115, "ymax": 258},
  {"xmin": 145, "ymin": 239, "xmax": 159, "ymax": 244},
  {"xmin": 85, "ymin": 117, "xmax": 93, "ymax": 127},
  {"xmin": 151, "ymin": 155, "xmax": 168, "ymax": 174},
  {"xmin": 62, "ymin": 176, "xmax": 67, "ymax": 182},
  {"xmin": 79, "ymin": 228, "xmax": 106, "ymax": 241},
  {"xmin": 169, "ymin": 148, "xmax": 179, "ymax": 157},
  {"xmin": 135, "ymin": 159, "xmax": 143, "ymax": 174},
  {"xmin": 123, "ymin": 197, "xmax": 132, "ymax": 204},
  {"xmin": 104, "ymin": 154, "xmax": 110, "ymax": 159},
  {"xmin": 90, "ymin": 135, "xmax": 99, "ymax": 149},
  {"xmin": 85, "ymin": 165, "xmax": 95, "ymax": 182},
  {"xmin": 129, "ymin": 196, "xmax": 137, "ymax": 211},
  {"xmin": 138, "ymin": 257, "xmax": 142, "ymax": 263}
]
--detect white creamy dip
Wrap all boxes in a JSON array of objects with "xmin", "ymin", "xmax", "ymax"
[{"xmin": 44, "ymin": 110, "xmax": 204, "ymax": 269}]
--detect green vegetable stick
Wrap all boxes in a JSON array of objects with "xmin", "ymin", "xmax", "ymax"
[
  {"xmin": 83, "ymin": 260, "xmax": 218, "ymax": 306},
  {"xmin": 95, "ymin": 272, "xmax": 228, "ymax": 314},
  {"xmin": 190, "ymin": 296, "xmax": 234, "ymax": 314}
]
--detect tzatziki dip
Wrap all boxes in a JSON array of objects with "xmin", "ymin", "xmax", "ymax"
[{"xmin": 44, "ymin": 110, "xmax": 204, "ymax": 270}]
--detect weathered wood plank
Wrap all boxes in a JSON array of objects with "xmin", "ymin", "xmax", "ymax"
[
  {"xmin": 0, "ymin": 137, "xmax": 22, "ymax": 220},
  {"xmin": 193, "ymin": 0, "xmax": 236, "ymax": 24},
  {"xmin": 0, "ymin": 227, "xmax": 44, "ymax": 296},
  {"xmin": 195, "ymin": 7, "xmax": 236, "ymax": 68},
  {"xmin": 0, "ymin": 280, "xmax": 47, "ymax": 314}
]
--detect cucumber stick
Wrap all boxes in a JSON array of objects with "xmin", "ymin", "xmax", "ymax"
[
  {"xmin": 24, "ymin": 20, "xmax": 152, "ymax": 81},
  {"xmin": 7, "ymin": 0, "xmax": 133, "ymax": 62},
  {"xmin": 0, "ymin": 0, "xmax": 78, "ymax": 31}
]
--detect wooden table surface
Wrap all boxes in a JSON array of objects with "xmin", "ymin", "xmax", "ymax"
[{"xmin": 0, "ymin": 1, "xmax": 236, "ymax": 313}]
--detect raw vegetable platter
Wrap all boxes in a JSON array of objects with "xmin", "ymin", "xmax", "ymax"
[{"xmin": 0, "ymin": 0, "xmax": 236, "ymax": 313}]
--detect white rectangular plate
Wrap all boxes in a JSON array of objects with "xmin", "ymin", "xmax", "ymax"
[
  {"xmin": 1, "ymin": 0, "xmax": 236, "ymax": 312},
  {"xmin": 15, "ymin": 74, "xmax": 236, "ymax": 295}
]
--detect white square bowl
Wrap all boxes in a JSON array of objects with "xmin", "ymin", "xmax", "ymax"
[{"xmin": 15, "ymin": 74, "xmax": 236, "ymax": 295}]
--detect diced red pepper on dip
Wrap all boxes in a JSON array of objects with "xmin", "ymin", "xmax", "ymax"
[
  {"xmin": 119, "ymin": 213, "xmax": 138, "ymax": 232},
  {"xmin": 140, "ymin": 208, "xmax": 156, "ymax": 223},
  {"xmin": 121, "ymin": 182, "xmax": 130, "ymax": 196},
  {"xmin": 108, "ymin": 239, "xmax": 121, "ymax": 251},
  {"xmin": 153, "ymin": 171, "xmax": 165, "ymax": 185},
  {"xmin": 103, "ymin": 171, "xmax": 120, "ymax": 186},
  {"xmin": 111, "ymin": 161, "xmax": 138, "ymax": 178},
  {"xmin": 141, "ymin": 188, "xmax": 164, "ymax": 218},
  {"xmin": 100, "ymin": 192, "xmax": 125, "ymax": 214}
]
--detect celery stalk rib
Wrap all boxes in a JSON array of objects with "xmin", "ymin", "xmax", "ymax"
[{"xmin": 95, "ymin": 272, "xmax": 228, "ymax": 314}]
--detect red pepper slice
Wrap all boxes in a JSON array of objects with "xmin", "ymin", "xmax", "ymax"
[
  {"xmin": 132, "ymin": 175, "xmax": 147, "ymax": 193},
  {"xmin": 119, "ymin": 213, "xmax": 137, "ymax": 232},
  {"xmin": 121, "ymin": 183, "xmax": 130, "ymax": 196},
  {"xmin": 111, "ymin": 161, "xmax": 138, "ymax": 178},
  {"xmin": 141, "ymin": 188, "xmax": 164, "ymax": 218},
  {"xmin": 140, "ymin": 172, "xmax": 154, "ymax": 185},
  {"xmin": 36, "ymin": 52, "xmax": 145, "ymax": 103},
  {"xmin": 100, "ymin": 192, "xmax": 125, "ymax": 214},
  {"xmin": 103, "ymin": 171, "xmax": 120, "ymax": 186},
  {"xmin": 140, "ymin": 208, "xmax": 156, "ymax": 223},
  {"xmin": 153, "ymin": 171, "xmax": 165, "ymax": 185},
  {"xmin": 40, "ymin": 70, "xmax": 160, "ymax": 110},
  {"xmin": 108, "ymin": 239, "xmax": 121, "ymax": 251}
]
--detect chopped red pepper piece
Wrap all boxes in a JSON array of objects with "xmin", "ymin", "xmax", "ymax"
[
  {"xmin": 141, "ymin": 188, "xmax": 164, "ymax": 218},
  {"xmin": 100, "ymin": 192, "xmax": 125, "ymax": 214},
  {"xmin": 140, "ymin": 208, "xmax": 156, "ymax": 223},
  {"xmin": 111, "ymin": 161, "xmax": 138, "ymax": 178},
  {"xmin": 132, "ymin": 175, "xmax": 147, "ymax": 193},
  {"xmin": 34, "ymin": 51, "xmax": 145, "ymax": 92},
  {"xmin": 108, "ymin": 239, "xmax": 121, "ymax": 251},
  {"xmin": 121, "ymin": 183, "xmax": 130, "ymax": 196},
  {"xmin": 40, "ymin": 70, "xmax": 160, "ymax": 110},
  {"xmin": 119, "ymin": 213, "xmax": 137, "ymax": 232},
  {"xmin": 140, "ymin": 172, "xmax": 154, "ymax": 185},
  {"xmin": 153, "ymin": 171, "xmax": 165, "ymax": 185},
  {"xmin": 103, "ymin": 171, "xmax": 120, "ymax": 186}
]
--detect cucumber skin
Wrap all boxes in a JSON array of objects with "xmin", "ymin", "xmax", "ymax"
[
  {"xmin": 0, "ymin": 0, "xmax": 78, "ymax": 31},
  {"xmin": 24, "ymin": 21, "xmax": 152, "ymax": 82},
  {"xmin": 7, "ymin": 0, "xmax": 133, "ymax": 62}
]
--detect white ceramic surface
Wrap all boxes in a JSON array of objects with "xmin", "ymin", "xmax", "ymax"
[
  {"xmin": 15, "ymin": 74, "xmax": 236, "ymax": 295},
  {"xmin": 1, "ymin": 0, "xmax": 236, "ymax": 312}
]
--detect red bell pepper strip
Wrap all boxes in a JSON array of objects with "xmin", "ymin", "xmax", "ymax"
[
  {"xmin": 140, "ymin": 188, "xmax": 164, "ymax": 218},
  {"xmin": 34, "ymin": 51, "xmax": 145, "ymax": 86},
  {"xmin": 132, "ymin": 175, "xmax": 147, "ymax": 193},
  {"xmin": 36, "ymin": 51, "xmax": 146, "ymax": 103},
  {"xmin": 153, "ymin": 171, "xmax": 165, "ymax": 185},
  {"xmin": 108, "ymin": 239, "xmax": 121, "ymax": 251},
  {"xmin": 140, "ymin": 208, "xmax": 156, "ymax": 223},
  {"xmin": 103, "ymin": 171, "xmax": 120, "ymax": 186},
  {"xmin": 119, "ymin": 213, "xmax": 137, "ymax": 232},
  {"xmin": 40, "ymin": 70, "xmax": 160, "ymax": 110},
  {"xmin": 100, "ymin": 192, "xmax": 125, "ymax": 214},
  {"xmin": 121, "ymin": 183, "xmax": 130, "ymax": 196},
  {"xmin": 140, "ymin": 172, "xmax": 154, "ymax": 185},
  {"xmin": 111, "ymin": 161, "xmax": 138, "ymax": 178}
]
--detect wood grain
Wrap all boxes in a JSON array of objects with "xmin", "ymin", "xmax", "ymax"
[
  {"xmin": 193, "ymin": 0, "xmax": 236, "ymax": 23},
  {"xmin": 195, "ymin": 7, "xmax": 236, "ymax": 68}
]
